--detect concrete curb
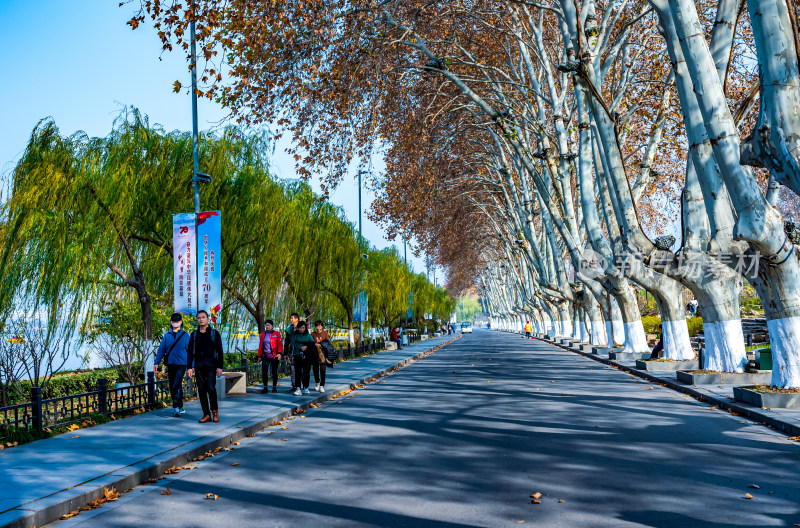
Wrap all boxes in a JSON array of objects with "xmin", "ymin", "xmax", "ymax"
[
  {"xmin": 539, "ymin": 337, "xmax": 800, "ymax": 438},
  {"xmin": 1, "ymin": 336, "xmax": 461, "ymax": 528}
]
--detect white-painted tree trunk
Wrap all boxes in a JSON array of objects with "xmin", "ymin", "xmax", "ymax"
[
  {"xmin": 623, "ymin": 321, "xmax": 650, "ymax": 354},
  {"xmin": 702, "ymin": 319, "xmax": 747, "ymax": 373},
  {"xmin": 767, "ymin": 316, "xmax": 800, "ymax": 386},
  {"xmin": 661, "ymin": 320, "xmax": 694, "ymax": 361}
]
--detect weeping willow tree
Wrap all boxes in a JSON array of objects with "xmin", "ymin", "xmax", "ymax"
[
  {"xmin": 0, "ymin": 111, "xmax": 273, "ymax": 341},
  {"xmin": 317, "ymin": 214, "xmax": 362, "ymax": 341},
  {"xmin": 0, "ymin": 110, "xmax": 453, "ymax": 347},
  {"xmin": 366, "ymin": 247, "xmax": 412, "ymax": 328}
]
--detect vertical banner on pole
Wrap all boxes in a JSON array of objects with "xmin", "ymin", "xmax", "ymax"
[
  {"xmin": 197, "ymin": 211, "xmax": 222, "ymax": 323},
  {"xmin": 353, "ymin": 290, "xmax": 368, "ymax": 323},
  {"xmin": 173, "ymin": 213, "xmax": 197, "ymax": 316},
  {"xmin": 407, "ymin": 291, "xmax": 413, "ymax": 322}
]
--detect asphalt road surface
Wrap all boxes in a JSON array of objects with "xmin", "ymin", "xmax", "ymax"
[{"xmin": 51, "ymin": 329, "xmax": 800, "ymax": 527}]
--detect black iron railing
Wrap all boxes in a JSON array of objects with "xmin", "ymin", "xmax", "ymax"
[{"xmin": 1, "ymin": 335, "xmax": 402, "ymax": 436}]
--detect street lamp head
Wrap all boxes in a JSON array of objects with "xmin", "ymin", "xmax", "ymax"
[{"xmin": 194, "ymin": 172, "xmax": 212, "ymax": 183}]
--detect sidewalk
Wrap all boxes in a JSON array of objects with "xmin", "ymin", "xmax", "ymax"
[
  {"xmin": 0, "ymin": 334, "xmax": 458, "ymax": 528},
  {"xmin": 524, "ymin": 332, "xmax": 800, "ymax": 437}
]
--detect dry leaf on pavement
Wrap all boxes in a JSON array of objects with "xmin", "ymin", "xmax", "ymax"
[
  {"xmin": 744, "ymin": 493, "xmax": 753, "ymax": 500},
  {"xmin": 205, "ymin": 493, "xmax": 219, "ymax": 500},
  {"xmin": 161, "ymin": 489, "xmax": 172, "ymax": 495}
]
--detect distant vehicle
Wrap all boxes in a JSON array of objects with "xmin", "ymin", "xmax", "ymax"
[{"xmin": 461, "ymin": 321, "xmax": 473, "ymax": 334}]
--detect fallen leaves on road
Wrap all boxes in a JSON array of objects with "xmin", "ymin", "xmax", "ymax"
[
  {"xmin": 530, "ymin": 492, "xmax": 542, "ymax": 499},
  {"xmin": 558, "ymin": 499, "xmax": 565, "ymax": 503},
  {"xmin": 744, "ymin": 493, "xmax": 753, "ymax": 500},
  {"xmin": 231, "ymin": 462, "xmax": 240, "ymax": 466},
  {"xmin": 161, "ymin": 488, "xmax": 172, "ymax": 495},
  {"xmin": 143, "ymin": 477, "xmax": 164, "ymax": 484},
  {"xmin": 271, "ymin": 421, "xmax": 283, "ymax": 426},
  {"xmin": 61, "ymin": 510, "xmax": 80, "ymax": 519},
  {"xmin": 709, "ymin": 406, "xmax": 718, "ymax": 410},
  {"xmin": 748, "ymin": 484, "xmax": 760, "ymax": 489},
  {"xmin": 204, "ymin": 493, "xmax": 219, "ymax": 500},
  {"xmin": 278, "ymin": 438, "xmax": 288, "ymax": 441},
  {"xmin": 281, "ymin": 426, "xmax": 287, "ymax": 429},
  {"xmin": 163, "ymin": 466, "xmax": 183, "ymax": 475}
]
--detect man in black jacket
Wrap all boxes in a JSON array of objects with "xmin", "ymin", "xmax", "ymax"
[{"xmin": 187, "ymin": 310, "xmax": 224, "ymax": 423}]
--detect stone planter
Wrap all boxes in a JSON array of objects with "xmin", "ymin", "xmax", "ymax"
[
  {"xmin": 610, "ymin": 352, "xmax": 650, "ymax": 361},
  {"xmin": 733, "ymin": 386, "xmax": 800, "ymax": 409},
  {"xmin": 676, "ymin": 370, "xmax": 772, "ymax": 386},
  {"xmin": 634, "ymin": 359, "xmax": 699, "ymax": 371}
]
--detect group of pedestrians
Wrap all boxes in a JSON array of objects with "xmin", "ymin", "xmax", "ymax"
[
  {"xmin": 277, "ymin": 313, "xmax": 336, "ymax": 396},
  {"xmin": 153, "ymin": 311, "xmax": 338, "ymax": 423},
  {"xmin": 154, "ymin": 310, "xmax": 223, "ymax": 423}
]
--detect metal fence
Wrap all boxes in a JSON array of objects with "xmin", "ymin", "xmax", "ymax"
[{"xmin": 1, "ymin": 336, "xmax": 396, "ymax": 435}]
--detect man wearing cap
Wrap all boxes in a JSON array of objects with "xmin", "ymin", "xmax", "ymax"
[{"xmin": 154, "ymin": 313, "xmax": 191, "ymax": 417}]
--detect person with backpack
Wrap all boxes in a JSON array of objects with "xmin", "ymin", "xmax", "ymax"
[
  {"xmin": 257, "ymin": 319, "xmax": 283, "ymax": 394},
  {"xmin": 154, "ymin": 313, "xmax": 191, "ymax": 417},
  {"xmin": 187, "ymin": 310, "xmax": 224, "ymax": 423},
  {"xmin": 310, "ymin": 320, "xmax": 333, "ymax": 393},
  {"xmin": 292, "ymin": 320, "xmax": 315, "ymax": 395},
  {"xmin": 284, "ymin": 313, "xmax": 300, "ymax": 393}
]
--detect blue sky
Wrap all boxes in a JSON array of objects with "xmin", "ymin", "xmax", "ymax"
[{"xmin": 0, "ymin": 0, "xmax": 434, "ymax": 278}]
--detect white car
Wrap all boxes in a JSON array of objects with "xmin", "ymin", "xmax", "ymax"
[{"xmin": 461, "ymin": 322, "xmax": 473, "ymax": 333}]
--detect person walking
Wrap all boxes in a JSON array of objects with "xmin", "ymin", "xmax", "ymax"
[
  {"xmin": 292, "ymin": 320, "xmax": 315, "ymax": 395},
  {"xmin": 257, "ymin": 319, "xmax": 283, "ymax": 393},
  {"xmin": 524, "ymin": 320, "xmax": 533, "ymax": 339},
  {"xmin": 284, "ymin": 313, "xmax": 300, "ymax": 393},
  {"xmin": 311, "ymin": 320, "xmax": 330, "ymax": 393},
  {"xmin": 187, "ymin": 310, "xmax": 224, "ymax": 423},
  {"xmin": 154, "ymin": 313, "xmax": 191, "ymax": 417}
]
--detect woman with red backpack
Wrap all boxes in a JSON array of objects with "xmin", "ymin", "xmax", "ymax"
[{"xmin": 257, "ymin": 319, "xmax": 284, "ymax": 393}]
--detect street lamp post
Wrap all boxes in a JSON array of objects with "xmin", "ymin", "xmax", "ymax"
[{"xmin": 357, "ymin": 170, "xmax": 366, "ymax": 345}]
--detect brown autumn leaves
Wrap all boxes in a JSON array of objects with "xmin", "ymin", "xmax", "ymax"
[{"xmin": 128, "ymin": 0, "xmax": 763, "ymax": 294}]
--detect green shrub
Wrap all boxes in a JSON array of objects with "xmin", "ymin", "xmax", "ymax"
[
  {"xmin": 222, "ymin": 351, "xmax": 259, "ymax": 368},
  {"xmin": 4, "ymin": 368, "xmax": 121, "ymax": 406},
  {"xmin": 641, "ymin": 316, "xmax": 662, "ymax": 335},
  {"xmin": 687, "ymin": 316, "xmax": 703, "ymax": 337}
]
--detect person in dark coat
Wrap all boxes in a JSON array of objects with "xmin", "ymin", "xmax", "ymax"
[
  {"xmin": 284, "ymin": 313, "xmax": 300, "ymax": 393},
  {"xmin": 154, "ymin": 313, "xmax": 191, "ymax": 416},
  {"xmin": 187, "ymin": 310, "xmax": 224, "ymax": 423},
  {"xmin": 292, "ymin": 320, "xmax": 316, "ymax": 395}
]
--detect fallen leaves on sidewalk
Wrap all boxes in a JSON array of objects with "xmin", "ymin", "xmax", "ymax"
[
  {"xmin": 204, "ymin": 493, "xmax": 219, "ymax": 500},
  {"xmin": 161, "ymin": 488, "xmax": 172, "ymax": 495},
  {"xmin": 744, "ymin": 493, "xmax": 754, "ymax": 500},
  {"xmin": 231, "ymin": 462, "xmax": 240, "ymax": 466},
  {"xmin": 271, "ymin": 421, "xmax": 284, "ymax": 426}
]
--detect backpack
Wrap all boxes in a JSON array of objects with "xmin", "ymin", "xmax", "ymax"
[{"xmin": 321, "ymin": 339, "xmax": 337, "ymax": 362}]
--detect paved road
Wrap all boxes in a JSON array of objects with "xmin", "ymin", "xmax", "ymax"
[{"xmin": 51, "ymin": 330, "xmax": 800, "ymax": 527}]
